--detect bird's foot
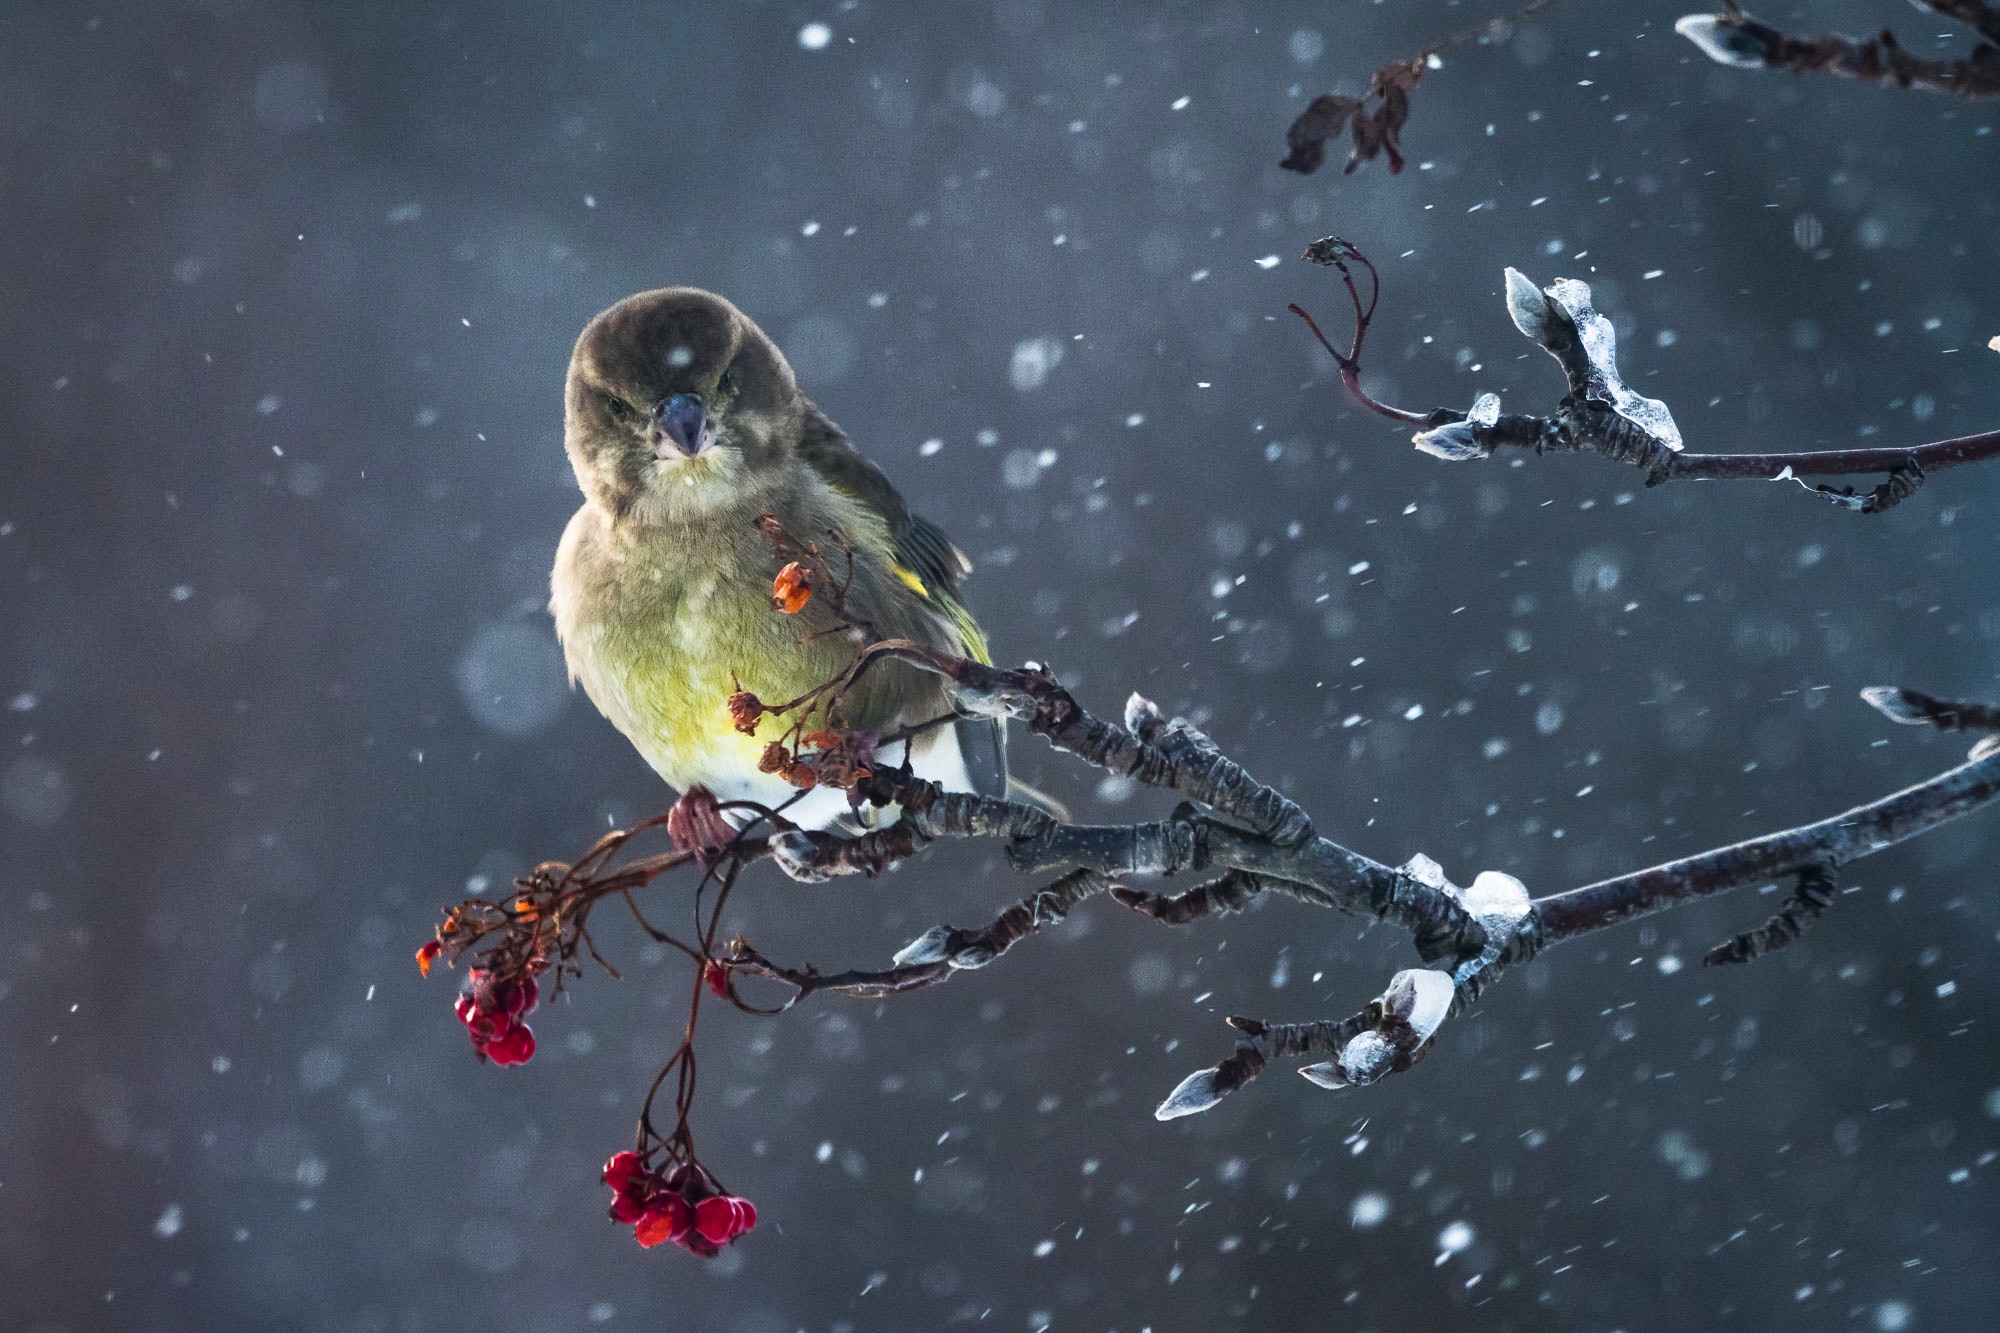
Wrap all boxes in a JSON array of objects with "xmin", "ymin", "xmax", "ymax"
[{"xmin": 666, "ymin": 786, "xmax": 737, "ymax": 865}]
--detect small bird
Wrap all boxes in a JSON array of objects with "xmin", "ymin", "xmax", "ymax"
[{"xmin": 549, "ymin": 287, "xmax": 1004, "ymax": 830}]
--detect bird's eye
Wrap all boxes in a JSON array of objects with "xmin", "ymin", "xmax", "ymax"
[
  {"xmin": 718, "ymin": 367, "xmax": 738, "ymax": 398},
  {"xmin": 603, "ymin": 393, "xmax": 635, "ymax": 422}
]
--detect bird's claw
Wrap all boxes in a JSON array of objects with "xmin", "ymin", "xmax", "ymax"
[{"xmin": 666, "ymin": 786, "xmax": 737, "ymax": 864}]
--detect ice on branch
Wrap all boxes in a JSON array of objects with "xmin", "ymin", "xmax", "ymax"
[
  {"xmin": 1861, "ymin": 685, "xmax": 1933, "ymax": 726},
  {"xmin": 1856, "ymin": 685, "xmax": 2000, "ymax": 756},
  {"xmin": 1412, "ymin": 420, "xmax": 1490, "ymax": 462},
  {"xmin": 1301, "ymin": 235, "xmax": 1998, "ymax": 507},
  {"xmin": 1299, "ymin": 1036, "xmax": 1388, "ymax": 1089},
  {"xmin": 1155, "ymin": 1066, "xmax": 1225, "ymax": 1120},
  {"xmin": 1400, "ymin": 855, "xmax": 1532, "ymax": 984},
  {"xmin": 1400, "ymin": 852, "xmax": 1449, "ymax": 890},
  {"xmin": 1542, "ymin": 277, "xmax": 1683, "ymax": 451},
  {"xmin": 1457, "ymin": 869, "xmax": 1533, "ymax": 983},
  {"xmin": 1413, "ymin": 392, "xmax": 1502, "ymax": 461},
  {"xmin": 1503, "ymin": 267, "xmax": 1562, "ymax": 344},
  {"xmin": 1299, "ymin": 967, "xmax": 1457, "ymax": 1089},
  {"xmin": 891, "ymin": 926, "xmax": 953, "ymax": 967},
  {"xmin": 1675, "ymin": 14, "xmax": 1776, "ymax": 70}
]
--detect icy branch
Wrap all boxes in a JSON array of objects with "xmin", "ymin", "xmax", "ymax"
[
  {"xmin": 1293, "ymin": 237, "xmax": 2000, "ymax": 513},
  {"xmin": 1677, "ymin": 6, "xmax": 2000, "ymax": 99},
  {"xmin": 699, "ymin": 658, "xmax": 2000, "ymax": 1118}
]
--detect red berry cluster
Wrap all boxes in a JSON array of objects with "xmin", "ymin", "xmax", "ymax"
[
  {"xmin": 602, "ymin": 1152, "xmax": 757, "ymax": 1256},
  {"xmin": 454, "ymin": 968, "xmax": 538, "ymax": 1066}
]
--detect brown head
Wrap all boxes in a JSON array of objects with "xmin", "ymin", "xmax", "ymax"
[{"xmin": 564, "ymin": 288, "xmax": 801, "ymax": 522}]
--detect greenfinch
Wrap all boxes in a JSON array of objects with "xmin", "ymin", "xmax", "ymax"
[{"xmin": 549, "ymin": 288, "xmax": 1003, "ymax": 829}]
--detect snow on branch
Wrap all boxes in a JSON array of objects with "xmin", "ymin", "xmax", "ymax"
[
  {"xmin": 1290, "ymin": 237, "xmax": 2000, "ymax": 513},
  {"xmin": 1677, "ymin": 3, "xmax": 2000, "ymax": 99}
]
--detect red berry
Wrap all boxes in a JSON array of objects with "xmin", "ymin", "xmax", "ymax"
[
  {"xmin": 729, "ymin": 1197, "xmax": 757, "ymax": 1236},
  {"xmin": 633, "ymin": 1195, "xmax": 691, "ymax": 1248},
  {"xmin": 608, "ymin": 1192, "xmax": 647, "ymax": 1225},
  {"xmin": 484, "ymin": 1021, "xmax": 535, "ymax": 1067},
  {"xmin": 602, "ymin": 1151, "xmax": 645, "ymax": 1192},
  {"xmin": 693, "ymin": 1195, "xmax": 739, "ymax": 1245}
]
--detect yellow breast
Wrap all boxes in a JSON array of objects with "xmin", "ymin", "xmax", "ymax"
[{"xmin": 550, "ymin": 498, "xmax": 883, "ymax": 802}]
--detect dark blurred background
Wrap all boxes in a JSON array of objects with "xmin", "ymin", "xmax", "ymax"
[{"xmin": 3, "ymin": 1, "xmax": 1997, "ymax": 1329}]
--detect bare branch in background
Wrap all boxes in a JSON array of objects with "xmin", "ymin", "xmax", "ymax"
[
  {"xmin": 1281, "ymin": 0, "xmax": 1569, "ymax": 176},
  {"xmin": 1286, "ymin": 3, "xmax": 1998, "ymax": 180},
  {"xmin": 1678, "ymin": 3, "xmax": 2000, "ymax": 99},
  {"xmin": 1291, "ymin": 237, "xmax": 2000, "ymax": 513}
]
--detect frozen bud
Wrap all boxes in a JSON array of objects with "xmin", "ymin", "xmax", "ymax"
[
  {"xmin": 1860, "ymin": 685, "xmax": 1931, "ymax": 726},
  {"xmin": 1971, "ymin": 735, "xmax": 2000, "ymax": 762},
  {"xmin": 1412, "ymin": 420, "xmax": 1491, "ymax": 462},
  {"xmin": 1463, "ymin": 870, "xmax": 1531, "ymax": 921},
  {"xmin": 1298, "ymin": 1061, "xmax": 1350, "ymax": 1090},
  {"xmin": 1470, "ymin": 392, "xmax": 1501, "ymax": 427},
  {"xmin": 891, "ymin": 925, "xmax": 953, "ymax": 967},
  {"xmin": 1503, "ymin": 267, "xmax": 1556, "ymax": 342},
  {"xmin": 1384, "ymin": 968, "xmax": 1457, "ymax": 1044},
  {"xmin": 769, "ymin": 830, "xmax": 837, "ymax": 883},
  {"xmin": 1335, "ymin": 1030, "xmax": 1397, "ymax": 1086},
  {"xmin": 1123, "ymin": 692, "xmax": 1163, "ymax": 734},
  {"xmin": 1398, "ymin": 852, "xmax": 1451, "ymax": 892},
  {"xmin": 1674, "ymin": 14, "xmax": 1773, "ymax": 70},
  {"xmin": 1154, "ymin": 1066, "xmax": 1226, "ymax": 1120}
]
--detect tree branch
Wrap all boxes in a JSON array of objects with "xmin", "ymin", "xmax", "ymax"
[
  {"xmin": 681, "ymin": 656, "xmax": 2000, "ymax": 1119},
  {"xmin": 1678, "ymin": 5, "xmax": 2000, "ymax": 99},
  {"xmin": 428, "ymin": 639, "xmax": 2000, "ymax": 1234},
  {"xmin": 1293, "ymin": 237, "xmax": 2000, "ymax": 513}
]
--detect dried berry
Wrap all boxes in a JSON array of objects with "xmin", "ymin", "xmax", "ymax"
[{"xmin": 771, "ymin": 561, "xmax": 813, "ymax": 614}]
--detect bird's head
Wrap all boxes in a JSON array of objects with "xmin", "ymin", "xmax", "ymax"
[{"xmin": 564, "ymin": 288, "xmax": 801, "ymax": 522}]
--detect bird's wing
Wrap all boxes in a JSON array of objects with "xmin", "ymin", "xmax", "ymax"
[
  {"xmin": 795, "ymin": 398, "xmax": 986, "ymax": 661},
  {"xmin": 796, "ymin": 398, "xmax": 1006, "ymax": 797}
]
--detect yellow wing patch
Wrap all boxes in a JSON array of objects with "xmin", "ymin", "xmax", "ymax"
[{"xmin": 893, "ymin": 565, "xmax": 930, "ymax": 597}]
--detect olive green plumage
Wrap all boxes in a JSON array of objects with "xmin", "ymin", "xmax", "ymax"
[{"xmin": 549, "ymin": 287, "xmax": 1002, "ymax": 827}]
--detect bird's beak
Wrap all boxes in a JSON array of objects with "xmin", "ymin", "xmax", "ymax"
[{"xmin": 651, "ymin": 393, "xmax": 713, "ymax": 458}]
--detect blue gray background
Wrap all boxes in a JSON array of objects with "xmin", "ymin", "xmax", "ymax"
[{"xmin": 3, "ymin": 1, "xmax": 1997, "ymax": 1329}]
